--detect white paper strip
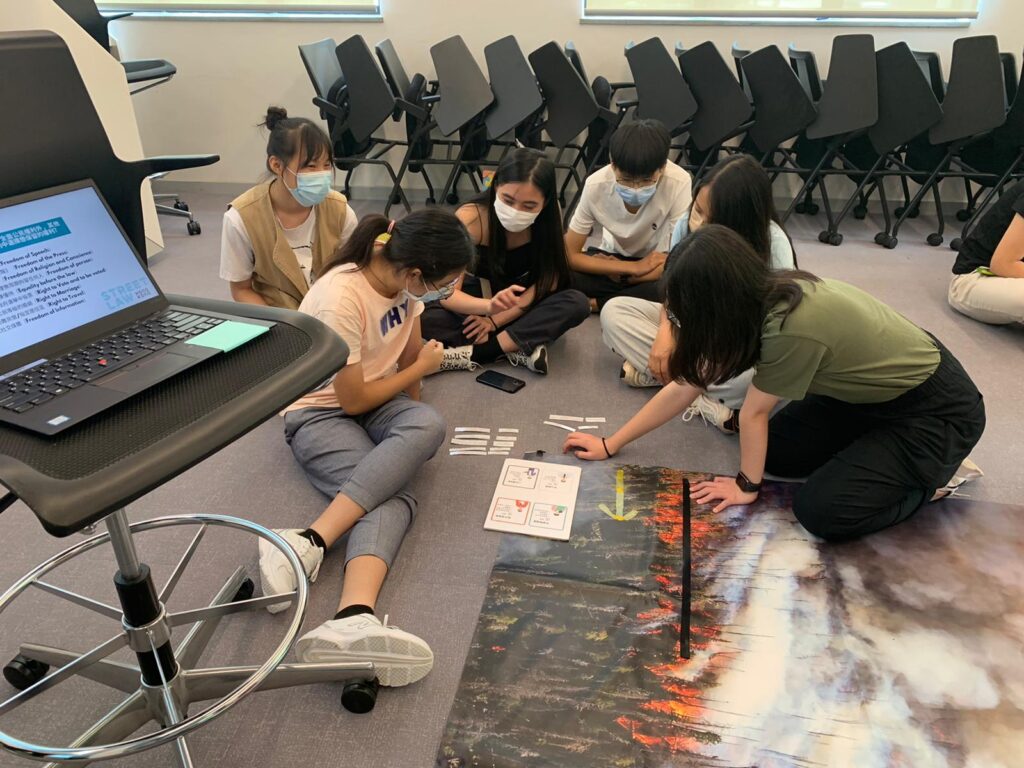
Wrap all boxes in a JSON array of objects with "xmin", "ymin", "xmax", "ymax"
[
  {"xmin": 584, "ymin": 417, "xmax": 606, "ymax": 423},
  {"xmin": 455, "ymin": 427, "xmax": 491, "ymax": 434},
  {"xmin": 451, "ymin": 437, "xmax": 491, "ymax": 444},
  {"xmin": 544, "ymin": 421, "xmax": 575, "ymax": 431},
  {"xmin": 492, "ymin": 440, "xmax": 517, "ymax": 446},
  {"xmin": 498, "ymin": 428, "xmax": 520, "ymax": 433},
  {"xmin": 450, "ymin": 449, "xmax": 488, "ymax": 455},
  {"xmin": 577, "ymin": 425, "xmax": 599, "ymax": 431},
  {"xmin": 488, "ymin": 449, "xmax": 511, "ymax": 455},
  {"xmin": 548, "ymin": 414, "xmax": 584, "ymax": 422}
]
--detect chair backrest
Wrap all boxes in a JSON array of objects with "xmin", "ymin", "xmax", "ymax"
[
  {"xmin": 674, "ymin": 41, "xmax": 686, "ymax": 63},
  {"xmin": 912, "ymin": 50, "xmax": 946, "ymax": 103},
  {"xmin": 298, "ymin": 37, "xmax": 342, "ymax": 101},
  {"xmin": 375, "ymin": 38, "xmax": 412, "ymax": 101},
  {"xmin": 930, "ymin": 35, "xmax": 1007, "ymax": 145},
  {"xmin": 429, "ymin": 36, "xmax": 494, "ymax": 136},
  {"xmin": 529, "ymin": 41, "xmax": 600, "ymax": 148},
  {"xmin": 732, "ymin": 42, "xmax": 752, "ymax": 100},
  {"xmin": 741, "ymin": 45, "xmax": 817, "ymax": 154},
  {"xmin": 625, "ymin": 37, "xmax": 697, "ymax": 132},
  {"xmin": 564, "ymin": 40, "xmax": 589, "ymax": 85},
  {"xmin": 788, "ymin": 44, "xmax": 824, "ymax": 102},
  {"xmin": 484, "ymin": 36, "xmax": 544, "ymax": 141},
  {"xmin": 868, "ymin": 43, "xmax": 943, "ymax": 154},
  {"xmin": 1001, "ymin": 52, "xmax": 1019, "ymax": 110},
  {"xmin": 678, "ymin": 41, "xmax": 753, "ymax": 152},
  {"xmin": 335, "ymin": 35, "xmax": 395, "ymax": 144},
  {"xmin": 995, "ymin": 64, "xmax": 1024, "ymax": 148},
  {"xmin": 53, "ymin": 0, "xmax": 111, "ymax": 51},
  {"xmin": 0, "ymin": 31, "xmax": 151, "ymax": 257},
  {"xmin": 806, "ymin": 34, "xmax": 878, "ymax": 141}
]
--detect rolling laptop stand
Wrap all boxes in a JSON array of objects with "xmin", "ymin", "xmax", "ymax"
[{"xmin": 0, "ymin": 296, "xmax": 374, "ymax": 766}]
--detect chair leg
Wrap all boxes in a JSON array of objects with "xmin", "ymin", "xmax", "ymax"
[
  {"xmin": 827, "ymin": 154, "xmax": 886, "ymax": 237},
  {"xmin": 782, "ymin": 150, "xmax": 833, "ymax": 223},
  {"xmin": 928, "ymin": 182, "xmax": 946, "ymax": 245},
  {"xmin": 174, "ymin": 567, "xmax": 248, "ymax": 669},
  {"xmin": 181, "ymin": 661, "xmax": 373, "ymax": 703},
  {"xmin": 39, "ymin": 692, "xmax": 152, "ymax": 768},
  {"xmin": 343, "ymin": 169, "xmax": 354, "ymax": 199},
  {"xmin": 18, "ymin": 644, "xmax": 140, "ymax": 693},
  {"xmin": 957, "ymin": 152, "xmax": 1024, "ymax": 245},
  {"xmin": 889, "ymin": 152, "xmax": 951, "ymax": 241}
]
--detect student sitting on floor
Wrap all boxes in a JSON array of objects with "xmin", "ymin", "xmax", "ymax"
[
  {"xmin": 258, "ymin": 209, "xmax": 474, "ymax": 686},
  {"xmin": 421, "ymin": 148, "xmax": 590, "ymax": 375},
  {"xmin": 601, "ymin": 154, "xmax": 796, "ymax": 433},
  {"xmin": 948, "ymin": 178, "xmax": 1024, "ymax": 325},
  {"xmin": 220, "ymin": 106, "xmax": 357, "ymax": 309},
  {"xmin": 566, "ymin": 225, "xmax": 985, "ymax": 542},
  {"xmin": 564, "ymin": 119, "xmax": 692, "ymax": 311}
]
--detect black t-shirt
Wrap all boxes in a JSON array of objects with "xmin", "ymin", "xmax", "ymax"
[
  {"xmin": 474, "ymin": 241, "xmax": 539, "ymax": 291},
  {"xmin": 952, "ymin": 180, "xmax": 1024, "ymax": 274}
]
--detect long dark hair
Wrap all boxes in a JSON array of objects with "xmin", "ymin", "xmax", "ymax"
[
  {"xmin": 471, "ymin": 148, "xmax": 571, "ymax": 299},
  {"xmin": 665, "ymin": 225, "xmax": 818, "ymax": 388},
  {"xmin": 261, "ymin": 105, "xmax": 333, "ymax": 173},
  {"xmin": 324, "ymin": 210, "xmax": 474, "ymax": 283},
  {"xmin": 694, "ymin": 154, "xmax": 796, "ymax": 267}
]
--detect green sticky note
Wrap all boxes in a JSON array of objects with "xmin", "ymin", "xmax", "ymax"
[{"xmin": 186, "ymin": 321, "xmax": 269, "ymax": 352}]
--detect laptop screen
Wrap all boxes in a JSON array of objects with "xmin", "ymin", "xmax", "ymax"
[{"xmin": 0, "ymin": 185, "xmax": 160, "ymax": 360}]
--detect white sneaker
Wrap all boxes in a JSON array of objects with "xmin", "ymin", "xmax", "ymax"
[
  {"xmin": 295, "ymin": 614, "xmax": 434, "ymax": 687},
  {"xmin": 438, "ymin": 345, "xmax": 478, "ymax": 372},
  {"xmin": 681, "ymin": 394, "xmax": 736, "ymax": 434},
  {"xmin": 258, "ymin": 529, "xmax": 324, "ymax": 614},
  {"xmin": 620, "ymin": 361, "xmax": 660, "ymax": 388},
  {"xmin": 507, "ymin": 345, "xmax": 548, "ymax": 375},
  {"xmin": 932, "ymin": 457, "xmax": 984, "ymax": 501}
]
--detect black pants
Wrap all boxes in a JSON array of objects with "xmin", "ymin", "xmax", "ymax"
[
  {"xmin": 421, "ymin": 285, "xmax": 590, "ymax": 356},
  {"xmin": 765, "ymin": 339, "xmax": 985, "ymax": 541},
  {"xmin": 570, "ymin": 271, "xmax": 661, "ymax": 308}
]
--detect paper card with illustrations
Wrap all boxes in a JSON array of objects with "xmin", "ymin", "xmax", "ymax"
[{"xmin": 484, "ymin": 459, "xmax": 581, "ymax": 541}]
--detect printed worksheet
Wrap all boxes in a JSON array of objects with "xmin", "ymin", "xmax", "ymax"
[{"xmin": 484, "ymin": 459, "xmax": 581, "ymax": 541}]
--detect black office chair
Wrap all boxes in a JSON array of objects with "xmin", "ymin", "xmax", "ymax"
[
  {"xmin": 732, "ymin": 43, "xmax": 753, "ymax": 101},
  {"xmin": 819, "ymin": 43, "xmax": 943, "ymax": 245},
  {"xmin": 0, "ymin": 31, "xmax": 380, "ymax": 767},
  {"xmin": 1001, "ymin": 52, "xmax": 1019, "ymax": 110},
  {"xmin": 0, "ymin": 30, "xmax": 216, "ymax": 262},
  {"xmin": 429, "ymin": 36, "xmax": 496, "ymax": 204},
  {"xmin": 780, "ymin": 34, "xmax": 879, "ymax": 240},
  {"xmin": 678, "ymin": 41, "xmax": 754, "ymax": 182},
  {"xmin": 54, "ymin": 0, "xmax": 205, "ymax": 236},
  {"xmin": 530, "ymin": 41, "xmax": 627, "ymax": 223},
  {"xmin": 484, "ymin": 36, "xmax": 545, "ymax": 150},
  {"xmin": 879, "ymin": 35, "xmax": 1007, "ymax": 248},
  {"xmin": 789, "ymin": 44, "xmax": 825, "ymax": 103},
  {"xmin": 625, "ymin": 37, "xmax": 698, "ymax": 148},
  {"xmin": 912, "ymin": 49, "xmax": 947, "ymax": 104}
]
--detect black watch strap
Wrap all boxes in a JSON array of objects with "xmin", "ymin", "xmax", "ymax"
[{"xmin": 736, "ymin": 471, "xmax": 762, "ymax": 493}]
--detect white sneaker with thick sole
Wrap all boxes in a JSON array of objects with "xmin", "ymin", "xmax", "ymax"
[
  {"xmin": 620, "ymin": 361, "xmax": 660, "ymax": 388},
  {"xmin": 295, "ymin": 614, "xmax": 434, "ymax": 687},
  {"xmin": 681, "ymin": 394, "xmax": 736, "ymax": 435},
  {"xmin": 258, "ymin": 529, "xmax": 323, "ymax": 614},
  {"xmin": 931, "ymin": 457, "xmax": 985, "ymax": 501},
  {"xmin": 507, "ymin": 345, "xmax": 548, "ymax": 375},
  {"xmin": 438, "ymin": 345, "xmax": 478, "ymax": 372}
]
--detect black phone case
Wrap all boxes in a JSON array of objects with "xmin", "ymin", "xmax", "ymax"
[{"xmin": 476, "ymin": 371, "xmax": 525, "ymax": 393}]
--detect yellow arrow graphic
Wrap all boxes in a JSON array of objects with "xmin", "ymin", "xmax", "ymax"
[{"xmin": 599, "ymin": 469, "xmax": 639, "ymax": 521}]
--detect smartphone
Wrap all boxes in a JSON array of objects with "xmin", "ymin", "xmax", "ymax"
[
  {"xmin": 476, "ymin": 370, "xmax": 526, "ymax": 394},
  {"xmin": 510, "ymin": 270, "xmax": 531, "ymax": 286}
]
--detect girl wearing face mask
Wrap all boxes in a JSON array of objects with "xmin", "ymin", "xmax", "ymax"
[
  {"xmin": 219, "ymin": 106, "xmax": 358, "ymax": 308},
  {"xmin": 420, "ymin": 148, "xmax": 590, "ymax": 375},
  {"xmin": 565, "ymin": 119, "xmax": 693, "ymax": 311},
  {"xmin": 259, "ymin": 209, "xmax": 475, "ymax": 687}
]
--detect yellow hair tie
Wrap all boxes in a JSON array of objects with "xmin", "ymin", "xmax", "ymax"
[{"xmin": 375, "ymin": 232, "xmax": 391, "ymax": 245}]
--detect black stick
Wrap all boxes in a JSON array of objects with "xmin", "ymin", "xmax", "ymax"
[{"xmin": 680, "ymin": 478, "xmax": 691, "ymax": 659}]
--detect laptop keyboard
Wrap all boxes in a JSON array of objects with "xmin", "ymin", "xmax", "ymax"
[{"xmin": 0, "ymin": 310, "xmax": 223, "ymax": 415}]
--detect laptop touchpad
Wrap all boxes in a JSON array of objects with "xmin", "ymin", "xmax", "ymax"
[{"xmin": 97, "ymin": 353, "xmax": 197, "ymax": 394}]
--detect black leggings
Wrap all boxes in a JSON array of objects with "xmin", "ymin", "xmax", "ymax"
[
  {"xmin": 765, "ymin": 340, "xmax": 985, "ymax": 541},
  {"xmin": 421, "ymin": 288, "xmax": 590, "ymax": 356},
  {"xmin": 570, "ymin": 250, "xmax": 661, "ymax": 309}
]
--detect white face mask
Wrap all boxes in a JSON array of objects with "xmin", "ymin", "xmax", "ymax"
[{"xmin": 494, "ymin": 196, "xmax": 540, "ymax": 233}]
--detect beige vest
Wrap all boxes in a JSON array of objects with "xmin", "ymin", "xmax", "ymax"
[{"xmin": 230, "ymin": 182, "xmax": 349, "ymax": 310}]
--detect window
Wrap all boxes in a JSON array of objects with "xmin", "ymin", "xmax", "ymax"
[
  {"xmin": 582, "ymin": 1, "xmax": 980, "ymax": 23},
  {"xmin": 98, "ymin": 1, "xmax": 380, "ymax": 18}
]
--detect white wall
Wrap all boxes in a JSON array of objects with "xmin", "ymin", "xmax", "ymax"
[{"xmin": 111, "ymin": 0, "xmax": 1024, "ymax": 189}]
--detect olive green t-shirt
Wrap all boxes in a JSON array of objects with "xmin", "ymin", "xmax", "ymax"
[{"xmin": 752, "ymin": 278, "xmax": 940, "ymax": 404}]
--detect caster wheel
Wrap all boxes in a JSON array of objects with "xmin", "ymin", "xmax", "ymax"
[
  {"xmin": 187, "ymin": 220, "xmax": 201, "ymax": 236},
  {"xmin": 4, "ymin": 655, "xmax": 50, "ymax": 691},
  {"xmin": 854, "ymin": 205, "xmax": 868, "ymax": 220},
  {"xmin": 895, "ymin": 206, "xmax": 906, "ymax": 217},
  {"xmin": 950, "ymin": 238, "xmax": 963, "ymax": 251},
  {"xmin": 874, "ymin": 232, "xmax": 887, "ymax": 245},
  {"xmin": 390, "ymin": 193, "xmax": 403, "ymax": 205},
  {"xmin": 956, "ymin": 209, "xmax": 972, "ymax": 222},
  {"xmin": 818, "ymin": 231, "xmax": 830, "ymax": 243},
  {"xmin": 883, "ymin": 236, "xmax": 898, "ymax": 250},
  {"xmin": 341, "ymin": 678, "xmax": 379, "ymax": 713},
  {"xmin": 794, "ymin": 202, "xmax": 808, "ymax": 215},
  {"xmin": 908, "ymin": 206, "xmax": 920, "ymax": 219},
  {"xmin": 173, "ymin": 200, "xmax": 190, "ymax": 212},
  {"xmin": 926, "ymin": 233, "xmax": 944, "ymax": 247},
  {"xmin": 232, "ymin": 578, "xmax": 255, "ymax": 603},
  {"xmin": 445, "ymin": 193, "xmax": 460, "ymax": 205},
  {"xmin": 805, "ymin": 203, "xmax": 820, "ymax": 216},
  {"xmin": 828, "ymin": 233, "xmax": 843, "ymax": 246},
  {"xmin": 424, "ymin": 197, "xmax": 436, "ymax": 206}
]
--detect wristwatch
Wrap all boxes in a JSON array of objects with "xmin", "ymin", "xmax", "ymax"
[{"xmin": 735, "ymin": 471, "xmax": 762, "ymax": 494}]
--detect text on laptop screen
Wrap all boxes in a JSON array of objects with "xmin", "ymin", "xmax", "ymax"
[{"xmin": 0, "ymin": 186, "xmax": 159, "ymax": 359}]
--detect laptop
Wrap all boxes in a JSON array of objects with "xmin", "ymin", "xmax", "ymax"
[{"xmin": 0, "ymin": 180, "xmax": 273, "ymax": 436}]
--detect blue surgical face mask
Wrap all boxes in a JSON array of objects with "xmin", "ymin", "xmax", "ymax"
[
  {"xmin": 286, "ymin": 168, "xmax": 333, "ymax": 207},
  {"xmin": 615, "ymin": 182, "xmax": 658, "ymax": 208},
  {"xmin": 402, "ymin": 274, "xmax": 459, "ymax": 304}
]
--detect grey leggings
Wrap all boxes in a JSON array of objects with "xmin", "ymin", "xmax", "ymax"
[{"xmin": 283, "ymin": 396, "xmax": 446, "ymax": 568}]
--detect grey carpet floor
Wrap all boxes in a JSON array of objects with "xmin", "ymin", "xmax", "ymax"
[{"xmin": 0, "ymin": 191, "xmax": 1021, "ymax": 767}]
